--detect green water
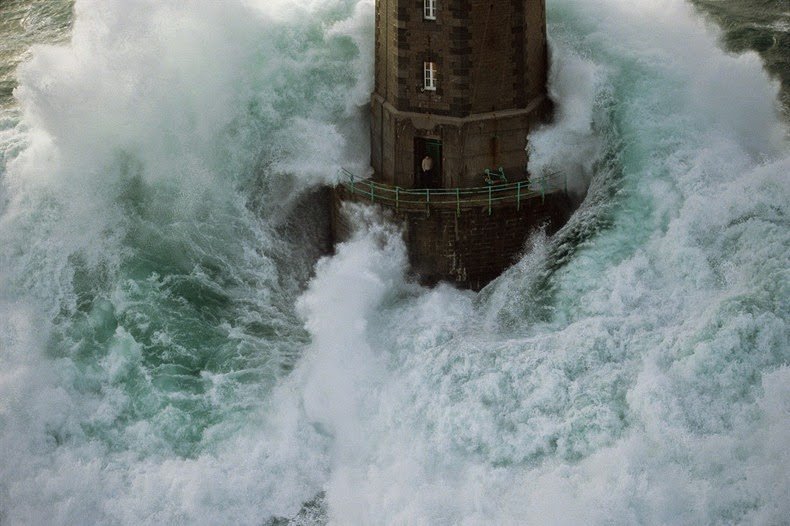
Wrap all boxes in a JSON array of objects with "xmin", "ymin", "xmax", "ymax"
[
  {"xmin": 0, "ymin": 0, "xmax": 72, "ymax": 107},
  {"xmin": 0, "ymin": 1, "xmax": 787, "ymax": 524},
  {"xmin": 693, "ymin": 0, "xmax": 789, "ymax": 113}
]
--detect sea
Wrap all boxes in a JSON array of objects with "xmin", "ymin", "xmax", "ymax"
[{"xmin": 0, "ymin": 0, "xmax": 788, "ymax": 524}]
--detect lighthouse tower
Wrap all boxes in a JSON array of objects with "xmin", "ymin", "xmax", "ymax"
[
  {"xmin": 332, "ymin": 0, "xmax": 572, "ymax": 290},
  {"xmin": 370, "ymin": 0, "xmax": 550, "ymax": 188}
]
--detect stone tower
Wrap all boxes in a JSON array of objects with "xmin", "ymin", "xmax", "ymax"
[
  {"xmin": 370, "ymin": 0, "xmax": 550, "ymax": 188},
  {"xmin": 332, "ymin": 0, "xmax": 571, "ymax": 290}
]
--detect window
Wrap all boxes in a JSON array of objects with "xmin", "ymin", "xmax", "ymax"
[
  {"xmin": 423, "ymin": 0, "xmax": 437, "ymax": 20},
  {"xmin": 423, "ymin": 61, "xmax": 437, "ymax": 91}
]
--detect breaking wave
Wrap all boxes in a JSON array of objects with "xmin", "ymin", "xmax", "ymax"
[{"xmin": 0, "ymin": 0, "xmax": 787, "ymax": 524}]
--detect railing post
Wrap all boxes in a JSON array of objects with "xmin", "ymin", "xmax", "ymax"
[
  {"xmin": 488, "ymin": 185, "xmax": 492, "ymax": 215},
  {"xmin": 371, "ymin": 182, "xmax": 375, "ymax": 203},
  {"xmin": 456, "ymin": 188, "xmax": 460, "ymax": 217},
  {"xmin": 426, "ymin": 188, "xmax": 430, "ymax": 216},
  {"xmin": 541, "ymin": 178, "xmax": 545, "ymax": 203},
  {"xmin": 517, "ymin": 181, "xmax": 521, "ymax": 211}
]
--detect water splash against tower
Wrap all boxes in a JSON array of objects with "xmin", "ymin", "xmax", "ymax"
[{"xmin": 0, "ymin": 0, "xmax": 788, "ymax": 524}]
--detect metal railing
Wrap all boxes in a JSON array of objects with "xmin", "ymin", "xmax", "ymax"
[{"xmin": 338, "ymin": 168, "xmax": 567, "ymax": 216}]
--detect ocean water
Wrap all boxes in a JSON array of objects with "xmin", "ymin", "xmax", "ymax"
[
  {"xmin": 691, "ymin": 0, "xmax": 789, "ymax": 115},
  {"xmin": 0, "ymin": 0, "xmax": 787, "ymax": 525}
]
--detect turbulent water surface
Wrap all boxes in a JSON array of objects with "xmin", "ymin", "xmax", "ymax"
[
  {"xmin": 0, "ymin": 0, "xmax": 788, "ymax": 524},
  {"xmin": 691, "ymin": 0, "xmax": 789, "ymax": 115}
]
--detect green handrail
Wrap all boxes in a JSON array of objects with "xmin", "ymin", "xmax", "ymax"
[{"xmin": 337, "ymin": 168, "xmax": 565, "ymax": 213}]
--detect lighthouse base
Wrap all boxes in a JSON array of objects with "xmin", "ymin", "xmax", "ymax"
[{"xmin": 331, "ymin": 185, "xmax": 573, "ymax": 291}]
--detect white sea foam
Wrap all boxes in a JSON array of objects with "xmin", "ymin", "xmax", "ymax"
[
  {"xmin": 0, "ymin": 0, "xmax": 373, "ymax": 523},
  {"xmin": 285, "ymin": 0, "xmax": 789, "ymax": 523},
  {"xmin": 527, "ymin": 42, "xmax": 608, "ymax": 195},
  {"xmin": 0, "ymin": 0, "xmax": 788, "ymax": 524}
]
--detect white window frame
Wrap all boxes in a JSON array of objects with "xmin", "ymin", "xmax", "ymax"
[
  {"xmin": 423, "ymin": 0, "xmax": 437, "ymax": 20},
  {"xmin": 423, "ymin": 61, "xmax": 437, "ymax": 91}
]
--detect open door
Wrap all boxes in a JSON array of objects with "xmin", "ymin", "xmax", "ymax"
[{"xmin": 414, "ymin": 137, "xmax": 442, "ymax": 188}]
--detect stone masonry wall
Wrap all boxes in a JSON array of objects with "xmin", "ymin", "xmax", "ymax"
[
  {"xmin": 371, "ymin": 95, "xmax": 551, "ymax": 188},
  {"xmin": 374, "ymin": 0, "xmax": 547, "ymax": 117},
  {"xmin": 332, "ymin": 186, "xmax": 572, "ymax": 290},
  {"xmin": 371, "ymin": 0, "xmax": 550, "ymax": 188}
]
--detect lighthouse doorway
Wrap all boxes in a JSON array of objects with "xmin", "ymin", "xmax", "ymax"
[{"xmin": 414, "ymin": 138, "xmax": 442, "ymax": 189}]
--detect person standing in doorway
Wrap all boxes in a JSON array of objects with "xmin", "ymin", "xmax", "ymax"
[{"xmin": 421, "ymin": 154, "xmax": 434, "ymax": 187}]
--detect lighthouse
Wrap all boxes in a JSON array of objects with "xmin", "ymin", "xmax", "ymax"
[{"xmin": 333, "ymin": 0, "xmax": 572, "ymax": 290}]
